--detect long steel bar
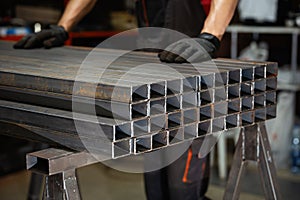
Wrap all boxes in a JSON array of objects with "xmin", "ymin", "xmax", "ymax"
[{"xmin": 0, "ymin": 41, "xmax": 281, "ymax": 199}]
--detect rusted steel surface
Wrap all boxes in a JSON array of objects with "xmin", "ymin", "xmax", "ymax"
[{"xmin": 0, "ymin": 41, "xmax": 277, "ymax": 159}]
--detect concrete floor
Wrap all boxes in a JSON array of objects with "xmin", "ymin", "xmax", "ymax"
[{"xmin": 0, "ymin": 161, "xmax": 299, "ymax": 200}]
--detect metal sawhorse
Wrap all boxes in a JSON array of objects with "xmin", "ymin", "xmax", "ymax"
[{"xmin": 26, "ymin": 122, "xmax": 281, "ymax": 200}]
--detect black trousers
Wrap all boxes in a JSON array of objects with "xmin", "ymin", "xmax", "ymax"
[{"xmin": 144, "ymin": 147, "xmax": 210, "ymax": 200}]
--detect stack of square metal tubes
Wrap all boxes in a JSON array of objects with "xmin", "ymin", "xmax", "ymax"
[{"xmin": 0, "ymin": 42, "xmax": 277, "ymax": 159}]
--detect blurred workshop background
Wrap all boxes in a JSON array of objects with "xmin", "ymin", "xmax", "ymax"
[{"xmin": 0, "ymin": 0, "xmax": 300, "ymax": 199}]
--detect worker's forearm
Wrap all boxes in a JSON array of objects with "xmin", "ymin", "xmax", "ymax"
[
  {"xmin": 58, "ymin": 0, "xmax": 98, "ymax": 32},
  {"xmin": 201, "ymin": 0, "xmax": 238, "ymax": 40}
]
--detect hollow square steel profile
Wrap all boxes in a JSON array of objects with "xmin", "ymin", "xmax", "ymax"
[
  {"xmin": 184, "ymin": 123, "xmax": 198, "ymax": 139},
  {"xmin": 183, "ymin": 108, "xmax": 198, "ymax": 124},
  {"xmin": 266, "ymin": 77, "xmax": 277, "ymax": 91},
  {"xmin": 0, "ymin": 42, "xmax": 280, "ymax": 160},
  {"xmin": 200, "ymin": 74, "xmax": 215, "ymax": 90},
  {"xmin": 241, "ymin": 96, "xmax": 254, "ymax": 111},
  {"xmin": 167, "ymin": 79, "xmax": 182, "ymax": 95},
  {"xmin": 133, "ymin": 118, "xmax": 149, "ymax": 136},
  {"xmin": 228, "ymin": 99, "xmax": 241, "ymax": 114},
  {"xmin": 226, "ymin": 114, "xmax": 239, "ymax": 129},
  {"xmin": 240, "ymin": 111, "xmax": 255, "ymax": 126},
  {"xmin": 152, "ymin": 131, "xmax": 168, "ymax": 149},
  {"xmin": 228, "ymin": 69, "xmax": 241, "ymax": 84},
  {"xmin": 168, "ymin": 111, "xmax": 183, "ymax": 129},
  {"xmin": 167, "ymin": 95, "xmax": 182, "ymax": 112},
  {"xmin": 212, "ymin": 117, "xmax": 225, "ymax": 132},
  {"xmin": 228, "ymin": 84, "xmax": 240, "ymax": 99},
  {"xmin": 266, "ymin": 91, "xmax": 276, "ymax": 106},
  {"xmin": 112, "ymin": 138, "xmax": 132, "ymax": 158},
  {"xmin": 182, "ymin": 76, "xmax": 198, "ymax": 92},
  {"xmin": 150, "ymin": 114, "xmax": 166, "ymax": 132},
  {"xmin": 241, "ymin": 82, "xmax": 254, "ymax": 96},
  {"xmin": 150, "ymin": 81, "xmax": 166, "ymax": 99},
  {"xmin": 254, "ymin": 79, "xmax": 266, "ymax": 94},
  {"xmin": 242, "ymin": 68, "xmax": 254, "ymax": 82},
  {"xmin": 182, "ymin": 92, "xmax": 198, "ymax": 109},
  {"xmin": 255, "ymin": 108, "xmax": 267, "ymax": 122},
  {"xmin": 214, "ymin": 71, "xmax": 228, "ymax": 87},
  {"xmin": 214, "ymin": 86, "xmax": 227, "ymax": 102},
  {"xmin": 150, "ymin": 98, "xmax": 166, "ymax": 115},
  {"xmin": 198, "ymin": 120, "xmax": 212, "ymax": 136},
  {"xmin": 266, "ymin": 105, "xmax": 276, "ymax": 120},
  {"xmin": 168, "ymin": 128, "xmax": 184, "ymax": 145},
  {"xmin": 114, "ymin": 122, "xmax": 132, "ymax": 141},
  {"xmin": 200, "ymin": 105, "xmax": 212, "ymax": 121},
  {"xmin": 200, "ymin": 89, "xmax": 214, "ymax": 105},
  {"xmin": 133, "ymin": 135, "xmax": 152, "ymax": 154},
  {"xmin": 131, "ymin": 101, "xmax": 149, "ymax": 119}
]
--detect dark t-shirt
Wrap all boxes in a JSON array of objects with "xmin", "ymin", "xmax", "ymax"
[{"xmin": 135, "ymin": 0, "xmax": 208, "ymax": 37}]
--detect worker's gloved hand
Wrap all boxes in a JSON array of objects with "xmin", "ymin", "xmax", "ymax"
[
  {"xmin": 158, "ymin": 32, "xmax": 220, "ymax": 63},
  {"xmin": 14, "ymin": 25, "xmax": 69, "ymax": 49}
]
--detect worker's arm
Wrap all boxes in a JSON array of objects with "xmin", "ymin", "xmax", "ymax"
[
  {"xmin": 201, "ymin": 0, "xmax": 238, "ymax": 40},
  {"xmin": 159, "ymin": 0, "xmax": 238, "ymax": 63},
  {"xmin": 14, "ymin": 0, "xmax": 97, "ymax": 49},
  {"xmin": 58, "ymin": 0, "xmax": 98, "ymax": 32}
]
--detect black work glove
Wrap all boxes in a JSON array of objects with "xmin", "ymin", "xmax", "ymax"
[
  {"xmin": 13, "ymin": 25, "xmax": 69, "ymax": 49},
  {"xmin": 158, "ymin": 32, "xmax": 220, "ymax": 63}
]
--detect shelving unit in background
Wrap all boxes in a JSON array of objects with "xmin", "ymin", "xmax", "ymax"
[
  {"xmin": 222, "ymin": 25, "xmax": 300, "ymax": 173},
  {"xmin": 226, "ymin": 25, "xmax": 300, "ymax": 90}
]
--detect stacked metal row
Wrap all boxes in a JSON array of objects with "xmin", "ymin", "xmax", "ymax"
[
  {"xmin": 0, "ymin": 41, "xmax": 277, "ymax": 159},
  {"xmin": 102, "ymin": 58, "xmax": 278, "ymax": 158}
]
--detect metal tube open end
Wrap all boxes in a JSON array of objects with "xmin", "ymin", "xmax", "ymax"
[
  {"xmin": 242, "ymin": 96, "xmax": 254, "ymax": 111},
  {"xmin": 169, "ymin": 128, "xmax": 184, "ymax": 145},
  {"xmin": 152, "ymin": 131, "xmax": 168, "ymax": 149},
  {"xmin": 150, "ymin": 98, "xmax": 166, "ymax": 115},
  {"xmin": 133, "ymin": 118, "xmax": 149, "ymax": 137},
  {"xmin": 226, "ymin": 114, "xmax": 239, "ymax": 129},
  {"xmin": 132, "ymin": 101, "xmax": 149, "ymax": 119},
  {"xmin": 183, "ymin": 77, "xmax": 198, "ymax": 93},
  {"xmin": 150, "ymin": 115, "xmax": 166, "ymax": 132},
  {"xmin": 200, "ymin": 89, "xmax": 214, "ymax": 106},
  {"xmin": 184, "ymin": 123, "xmax": 198, "ymax": 139},
  {"xmin": 167, "ymin": 95, "xmax": 182, "ymax": 112},
  {"xmin": 132, "ymin": 84, "xmax": 149, "ymax": 102},
  {"xmin": 241, "ymin": 111, "xmax": 254, "ymax": 126},
  {"xmin": 229, "ymin": 69, "xmax": 241, "ymax": 84},
  {"xmin": 182, "ymin": 92, "xmax": 198, "ymax": 109},
  {"xmin": 242, "ymin": 68, "xmax": 254, "ymax": 82},
  {"xmin": 200, "ymin": 74, "xmax": 215, "ymax": 90},
  {"xmin": 112, "ymin": 139, "xmax": 132, "ymax": 159},
  {"xmin": 215, "ymin": 72, "xmax": 228, "ymax": 87},
  {"xmin": 198, "ymin": 120, "xmax": 212, "ymax": 136},
  {"xmin": 134, "ymin": 136, "xmax": 152, "ymax": 154},
  {"xmin": 114, "ymin": 122, "xmax": 132, "ymax": 141},
  {"xmin": 150, "ymin": 81, "xmax": 166, "ymax": 98},
  {"xmin": 200, "ymin": 105, "xmax": 212, "ymax": 121},
  {"xmin": 212, "ymin": 117, "xmax": 225, "ymax": 132},
  {"xmin": 167, "ymin": 79, "xmax": 182, "ymax": 95},
  {"xmin": 168, "ymin": 111, "xmax": 182, "ymax": 129},
  {"xmin": 183, "ymin": 108, "xmax": 198, "ymax": 124}
]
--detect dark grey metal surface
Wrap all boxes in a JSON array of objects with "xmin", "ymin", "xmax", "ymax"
[
  {"xmin": 0, "ymin": 41, "xmax": 281, "ymax": 200},
  {"xmin": 0, "ymin": 41, "xmax": 278, "ymax": 159},
  {"xmin": 224, "ymin": 123, "xmax": 282, "ymax": 200}
]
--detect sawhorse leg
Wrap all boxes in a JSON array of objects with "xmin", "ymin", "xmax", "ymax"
[
  {"xmin": 26, "ymin": 148, "xmax": 99, "ymax": 200},
  {"xmin": 223, "ymin": 122, "xmax": 282, "ymax": 200},
  {"xmin": 27, "ymin": 172, "xmax": 43, "ymax": 200},
  {"xmin": 27, "ymin": 169, "xmax": 81, "ymax": 200},
  {"xmin": 43, "ymin": 169, "xmax": 80, "ymax": 200}
]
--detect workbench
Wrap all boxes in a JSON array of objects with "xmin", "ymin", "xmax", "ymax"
[{"xmin": 0, "ymin": 41, "xmax": 281, "ymax": 199}]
